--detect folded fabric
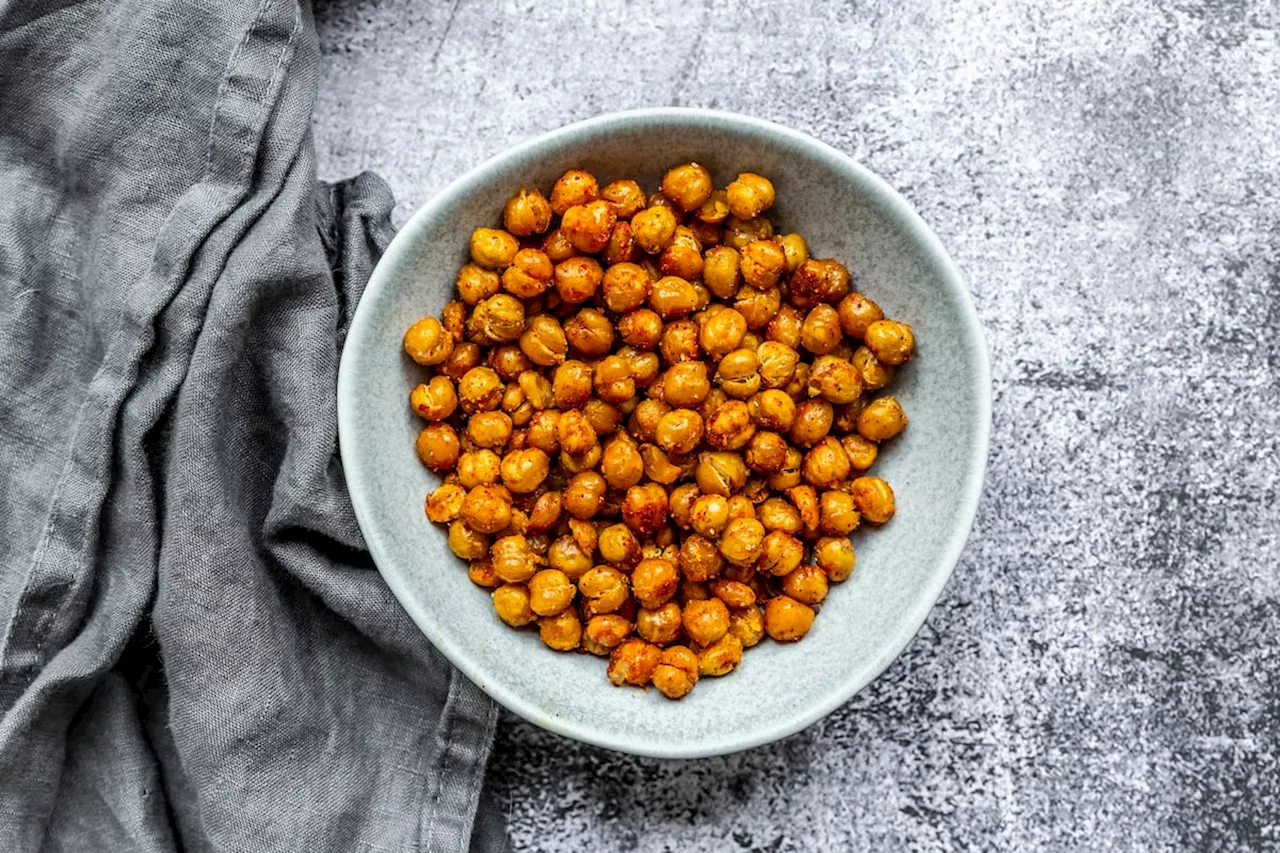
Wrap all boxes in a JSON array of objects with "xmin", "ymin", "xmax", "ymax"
[{"xmin": 0, "ymin": 2, "xmax": 498, "ymax": 850}]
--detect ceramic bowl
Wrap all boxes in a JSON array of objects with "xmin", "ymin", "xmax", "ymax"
[{"xmin": 338, "ymin": 108, "xmax": 990, "ymax": 758}]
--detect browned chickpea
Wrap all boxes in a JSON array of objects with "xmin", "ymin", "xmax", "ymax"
[
  {"xmin": 623, "ymin": 483, "xmax": 669, "ymax": 536},
  {"xmin": 706, "ymin": 400, "xmax": 756, "ymax": 451},
  {"xmin": 517, "ymin": 369, "xmax": 554, "ymax": 409},
  {"xmin": 410, "ymin": 376, "xmax": 456, "ymax": 422},
  {"xmin": 618, "ymin": 308, "xmax": 663, "ymax": 350},
  {"xmin": 655, "ymin": 408, "xmax": 705, "ymax": 455},
  {"xmin": 492, "ymin": 583, "xmax": 536, "ymax": 627},
  {"xmin": 649, "ymin": 275, "xmax": 699, "ymax": 319},
  {"xmin": 719, "ymin": 517, "xmax": 765, "ymax": 566},
  {"xmin": 561, "ymin": 200, "xmax": 617, "ymax": 254},
  {"xmin": 441, "ymin": 300, "xmax": 468, "ymax": 342},
  {"xmin": 803, "ymin": 436, "xmax": 852, "ymax": 489},
  {"xmin": 524, "ymin": 410, "xmax": 560, "ymax": 454},
  {"xmin": 503, "ymin": 188, "xmax": 553, "ymax": 236},
  {"xmin": 555, "ymin": 409, "xmax": 596, "ymax": 457},
  {"xmin": 652, "ymin": 646, "xmax": 699, "ymax": 699},
  {"xmin": 469, "ymin": 227, "xmax": 519, "ymax": 270},
  {"xmin": 726, "ymin": 494, "xmax": 756, "ymax": 521},
  {"xmin": 539, "ymin": 609, "xmax": 582, "ymax": 651},
  {"xmin": 785, "ymin": 362, "xmax": 811, "ymax": 402},
  {"xmin": 594, "ymin": 355, "xmax": 636, "ymax": 404},
  {"xmin": 799, "ymin": 304, "xmax": 842, "ymax": 356},
  {"xmin": 788, "ymin": 399, "xmax": 833, "ymax": 447},
  {"xmin": 659, "ymin": 319, "xmax": 701, "ymax": 364},
  {"xmin": 488, "ymin": 344, "xmax": 532, "ymax": 381},
  {"xmin": 740, "ymin": 239, "xmax": 787, "ymax": 289},
  {"xmin": 607, "ymin": 639, "xmax": 661, "ymax": 686},
  {"xmin": 493, "ymin": 534, "xmax": 542, "ymax": 582},
  {"xmin": 788, "ymin": 258, "xmax": 852, "ymax": 309},
  {"xmin": 658, "ymin": 363, "xmax": 709, "ymax": 411},
  {"xmin": 763, "ymin": 595, "xmax": 814, "ymax": 641},
  {"xmin": 688, "ymin": 218, "xmax": 723, "ymax": 248},
  {"xmin": 836, "ymin": 292, "xmax": 884, "ymax": 339},
  {"xmin": 516, "ymin": 315, "xmax": 566, "ymax": 367},
  {"xmin": 749, "ymin": 390, "xmax": 797, "ymax": 433},
  {"xmin": 700, "ymin": 247, "xmax": 742, "ymax": 302},
  {"xmin": 695, "ymin": 188, "xmax": 730, "ymax": 223},
  {"xmin": 500, "ymin": 447, "xmax": 550, "ymax": 494},
  {"xmin": 698, "ymin": 634, "xmax": 743, "ymax": 676},
  {"xmin": 851, "ymin": 476, "xmax": 896, "ymax": 524},
  {"xmin": 734, "ymin": 285, "xmax": 782, "ymax": 330},
  {"xmin": 602, "ymin": 220, "xmax": 637, "ymax": 265},
  {"xmin": 676, "ymin": 534, "xmax": 725, "ymax": 585},
  {"xmin": 715, "ymin": 348, "xmax": 761, "ymax": 399},
  {"xmin": 601, "ymin": 434, "xmax": 644, "ymax": 489},
  {"xmin": 553, "ymin": 256, "xmax": 604, "ymax": 304},
  {"xmin": 680, "ymin": 579, "xmax": 712, "ymax": 603},
  {"xmin": 459, "ymin": 484, "xmax": 513, "ymax": 534},
  {"xmin": 466, "ymin": 411, "xmax": 513, "ymax": 449},
  {"xmin": 699, "ymin": 387, "xmax": 731, "ymax": 422},
  {"xmin": 632, "ymin": 558, "xmax": 679, "ymax": 609},
  {"xmin": 807, "ymin": 355, "xmax": 864, "ymax": 405},
  {"xmin": 527, "ymin": 490, "xmax": 563, "ymax": 532},
  {"xmin": 563, "ymin": 470, "xmax": 607, "ymax": 520},
  {"xmin": 767, "ymin": 446, "xmax": 804, "ymax": 490},
  {"xmin": 631, "ymin": 205, "xmax": 679, "ymax": 254},
  {"xmin": 567, "ymin": 517, "xmax": 597, "ymax": 556},
  {"xmin": 766, "ymin": 304, "xmax": 804, "ymax": 348},
  {"xmin": 550, "ymin": 169, "xmax": 599, "ymax": 215},
  {"xmin": 456, "ymin": 449, "xmax": 502, "ymax": 488},
  {"xmin": 499, "ymin": 247, "xmax": 552, "ymax": 298},
  {"xmin": 598, "ymin": 522, "xmax": 643, "ymax": 568},
  {"xmin": 857, "ymin": 395, "xmax": 908, "ymax": 441},
  {"xmin": 820, "ymin": 489, "xmax": 860, "ymax": 536},
  {"xmin": 815, "ymin": 537, "xmax": 856, "ymax": 582},
  {"xmin": 841, "ymin": 434, "xmax": 879, "ymax": 472},
  {"xmin": 660, "ymin": 162, "xmax": 714, "ymax": 211},
  {"xmin": 751, "ymin": 344, "xmax": 794, "ymax": 392},
  {"xmin": 471, "ymin": 558, "xmax": 500, "ymax": 587},
  {"xmin": 668, "ymin": 483, "xmax": 702, "ymax": 529},
  {"xmin": 541, "ymin": 227, "xmax": 577, "ymax": 263},
  {"xmin": 777, "ymin": 233, "xmax": 808, "ymax": 274},
  {"xmin": 756, "ymin": 495, "xmax": 802, "ymax": 534},
  {"xmin": 547, "ymin": 534, "xmax": 593, "ymax": 581},
  {"xmin": 757, "ymin": 530, "xmax": 804, "ymax": 576},
  {"xmin": 527, "ymin": 568, "xmax": 576, "ymax": 617},
  {"xmin": 447, "ymin": 520, "xmax": 489, "ymax": 560},
  {"xmin": 553, "ymin": 360, "xmax": 594, "ymax": 409},
  {"xmin": 404, "ymin": 316, "xmax": 454, "ymax": 366},
  {"xmin": 781, "ymin": 565, "xmax": 829, "ymax": 605},
  {"xmin": 852, "ymin": 345, "xmax": 895, "ymax": 390},
  {"xmin": 725, "ymin": 173, "xmax": 775, "ymax": 219},
  {"xmin": 600, "ymin": 179, "xmax": 647, "ymax": 219},
  {"xmin": 600, "ymin": 262, "xmax": 651, "ymax": 314},
  {"xmin": 699, "ymin": 307, "xmax": 748, "ymax": 360},
  {"xmin": 415, "ymin": 424, "xmax": 460, "ymax": 471},
  {"xmin": 637, "ymin": 602, "xmax": 683, "ymax": 645},
  {"xmin": 659, "ymin": 241, "xmax": 705, "ymax": 281},
  {"xmin": 629, "ymin": 399, "xmax": 670, "ymax": 443},
  {"xmin": 787, "ymin": 484, "xmax": 820, "ymax": 536},
  {"xmin": 728, "ymin": 606, "xmax": 765, "ymax": 647},
  {"xmin": 682, "ymin": 597, "xmax": 729, "ymax": 646},
  {"xmin": 468, "ymin": 294, "xmax": 525, "ymax": 344},
  {"xmin": 690, "ymin": 494, "xmax": 731, "ymax": 539},
  {"xmin": 695, "ymin": 451, "xmax": 748, "ymax": 497},
  {"xmin": 584, "ymin": 614, "xmax": 633, "ymax": 654},
  {"xmin": 578, "ymin": 566, "xmax": 630, "ymax": 617},
  {"xmin": 864, "ymin": 319, "xmax": 915, "ymax": 365},
  {"xmin": 564, "ymin": 307, "xmax": 615, "ymax": 357},
  {"xmin": 425, "ymin": 483, "xmax": 466, "ymax": 523},
  {"xmin": 455, "ymin": 366, "xmax": 502, "ymax": 414},
  {"xmin": 710, "ymin": 579, "xmax": 757, "ymax": 610},
  {"xmin": 723, "ymin": 214, "xmax": 774, "ymax": 251},
  {"xmin": 455, "ymin": 263, "xmax": 500, "ymax": 305}
]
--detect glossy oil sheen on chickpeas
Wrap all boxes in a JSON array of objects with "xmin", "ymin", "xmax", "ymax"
[{"xmin": 403, "ymin": 164, "xmax": 916, "ymax": 701}]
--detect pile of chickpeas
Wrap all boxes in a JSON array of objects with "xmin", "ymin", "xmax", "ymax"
[{"xmin": 404, "ymin": 164, "xmax": 913, "ymax": 700}]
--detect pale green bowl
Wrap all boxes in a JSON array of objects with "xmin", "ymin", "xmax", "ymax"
[{"xmin": 338, "ymin": 108, "xmax": 991, "ymax": 758}]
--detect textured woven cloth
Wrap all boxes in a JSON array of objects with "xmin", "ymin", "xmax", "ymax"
[{"xmin": 0, "ymin": 2, "xmax": 498, "ymax": 850}]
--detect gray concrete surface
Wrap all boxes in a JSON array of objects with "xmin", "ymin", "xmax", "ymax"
[{"xmin": 312, "ymin": 1, "xmax": 1280, "ymax": 849}]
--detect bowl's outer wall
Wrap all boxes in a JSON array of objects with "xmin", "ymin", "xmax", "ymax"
[{"xmin": 338, "ymin": 110, "xmax": 990, "ymax": 758}]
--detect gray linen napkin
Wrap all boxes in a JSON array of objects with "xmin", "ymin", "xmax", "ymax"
[{"xmin": 0, "ymin": 2, "xmax": 499, "ymax": 850}]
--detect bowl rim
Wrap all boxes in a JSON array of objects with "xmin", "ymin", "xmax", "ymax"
[{"xmin": 338, "ymin": 106, "xmax": 992, "ymax": 758}]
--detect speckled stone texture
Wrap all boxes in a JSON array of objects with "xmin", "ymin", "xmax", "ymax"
[{"xmin": 312, "ymin": 1, "xmax": 1280, "ymax": 849}]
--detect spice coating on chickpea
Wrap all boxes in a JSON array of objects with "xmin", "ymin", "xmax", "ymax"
[
  {"xmin": 652, "ymin": 646, "xmax": 700, "ymax": 699},
  {"xmin": 764, "ymin": 595, "xmax": 815, "ymax": 641},
  {"xmin": 661, "ymin": 163, "xmax": 714, "ymax": 211},
  {"xmin": 857, "ymin": 395, "xmax": 908, "ymax": 441},
  {"xmin": 725, "ymin": 173, "xmax": 775, "ymax": 220},
  {"xmin": 852, "ymin": 476, "xmax": 896, "ymax": 524}
]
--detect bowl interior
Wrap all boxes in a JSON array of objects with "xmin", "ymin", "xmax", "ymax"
[{"xmin": 338, "ymin": 110, "xmax": 989, "ymax": 758}]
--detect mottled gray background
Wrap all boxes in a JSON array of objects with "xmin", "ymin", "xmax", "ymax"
[{"xmin": 312, "ymin": 1, "xmax": 1280, "ymax": 849}]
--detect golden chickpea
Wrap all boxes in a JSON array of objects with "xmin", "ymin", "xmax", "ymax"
[
  {"xmin": 836, "ymin": 292, "xmax": 884, "ymax": 339},
  {"xmin": 415, "ymin": 424, "xmax": 459, "ymax": 471},
  {"xmin": 658, "ymin": 362, "xmax": 710, "ymax": 410},
  {"xmin": 541, "ymin": 227, "xmax": 577, "ymax": 263},
  {"xmin": 787, "ymin": 484, "xmax": 820, "ymax": 536},
  {"xmin": 554, "ymin": 408, "xmax": 595, "ymax": 457},
  {"xmin": 693, "ymin": 188, "xmax": 728, "ymax": 223},
  {"xmin": 701, "ymin": 245, "xmax": 742, "ymax": 301},
  {"xmin": 560, "ymin": 200, "xmax": 616, "ymax": 254},
  {"xmin": 668, "ymin": 483, "xmax": 702, "ymax": 530},
  {"xmin": 404, "ymin": 316, "xmax": 454, "ymax": 366},
  {"xmin": 466, "ymin": 411, "xmax": 513, "ymax": 449},
  {"xmin": 623, "ymin": 483, "xmax": 669, "ymax": 536},
  {"xmin": 649, "ymin": 275, "xmax": 699, "ymax": 319},
  {"xmin": 723, "ymin": 214, "xmax": 774, "ymax": 251},
  {"xmin": 584, "ymin": 614, "xmax": 633, "ymax": 655},
  {"xmin": 503, "ymin": 187, "xmax": 553, "ymax": 236},
  {"xmin": 447, "ymin": 520, "xmax": 489, "ymax": 560},
  {"xmin": 788, "ymin": 258, "xmax": 852, "ymax": 309},
  {"xmin": 782, "ymin": 564, "xmax": 829, "ymax": 605},
  {"xmin": 678, "ymin": 536, "xmax": 723, "ymax": 585},
  {"xmin": 511, "ymin": 369, "xmax": 550, "ymax": 410},
  {"xmin": 777, "ymin": 233, "xmax": 808, "ymax": 274},
  {"xmin": 820, "ymin": 489, "xmax": 860, "ymax": 536},
  {"xmin": 698, "ymin": 634, "xmax": 743, "ymax": 676},
  {"xmin": 598, "ymin": 435, "xmax": 642, "ymax": 491},
  {"xmin": 469, "ymin": 227, "xmax": 519, "ymax": 270},
  {"xmin": 851, "ymin": 345, "xmax": 895, "ymax": 390},
  {"xmin": 840, "ymin": 435, "xmax": 878, "ymax": 473},
  {"xmin": 652, "ymin": 646, "xmax": 699, "ymax": 699},
  {"xmin": 632, "ymin": 205, "xmax": 679, "ymax": 254},
  {"xmin": 659, "ymin": 319, "xmax": 701, "ymax": 364},
  {"xmin": 766, "ymin": 304, "xmax": 804, "ymax": 348},
  {"xmin": 726, "ymin": 495, "xmax": 756, "ymax": 522},
  {"xmin": 527, "ymin": 568, "xmax": 576, "ymax": 617},
  {"xmin": 514, "ymin": 315, "xmax": 565, "ymax": 367},
  {"xmin": 539, "ymin": 609, "xmax": 582, "ymax": 651},
  {"xmin": 851, "ymin": 476, "xmax": 896, "ymax": 524},
  {"xmin": 409, "ymin": 376, "xmax": 456, "ymax": 422},
  {"xmin": 498, "ymin": 248, "xmax": 551, "ymax": 299},
  {"xmin": 486, "ymin": 345, "xmax": 530, "ymax": 381},
  {"xmin": 637, "ymin": 602, "xmax": 683, "ymax": 645},
  {"xmin": 631, "ymin": 558, "xmax": 679, "ymax": 609},
  {"xmin": 724, "ymin": 173, "xmax": 774, "ymax": 219},
  {"xmin": 546, "ymin": 534, "xmax": 593, "ymax": 581},
  {"xmin": 578, "ymin": 566, "xmax": 629, "ymax": 616},
  {"xmin": 728, "ymin": 606, "xmax": 765, "ymax": 647},
  {"xmin": 699, "ymin": 307, "xmax": 747, "ymax": 360},
  {"xmin": 763, "ymin": 595, "xmax": 814, "ymax": 641},
  {"xmin": 785, "ymin": 361, "xmax": 811, "ymax": 402},
  {"xmin": 525, "ymin": 410, "xmax": 561, "ymax": 454},
  {"xmin": 460, "ymin": 484, "xmax": 513, "ymax": 534},
  {"xmin": 695, "ymin": 451, "xmax": 748, "ymax": 497},
  {"xmin": 719, "ymin": 517, "xmax": 765, "ymax": 566},
  {"xmin": 607, "ymin": 638, "xmax": 662, "ymax": 686},
  {"xmin": 706, "ymin": 400, "xmax": 756, "ymax": 451},
  {"xmin": 563, "ymin": 470, "xmax": 607, "ymax": 520},
  {"xmin": 600, "ymin": 262, "xmax": 650, "ymax": 314},
  {"xmin": 614, "ymin": 309, "xmax": 661, "ymax": 353},
  {"xmin": 552, "ymin": 360, "xmax": 592, "ymax": 409},
  {"xmin": 499, "ymin": 447, "xmax": 550, "ymax": 494},
  {"xmin": 755, "ymin": 342, "xmax": 797, "ymax": 390},
  {"xmin": 616, "ymin": 348, "xmax": 659, "ymax": 391},
  {"xmin": 526, "ymin": 491, "xmax": 563, "ymax": 533},
  {"xmin": 689, "ymin": 492, "xmax": 731, "ymax": 539},
  {"xmin": 456, "ymin": 263, "xmax": 501, "ymax": 305},
  {"xmin": 756, "ymin": 496, "xmax": 802, "ymax": 533},
  {"xmin": 601, "ymin": 220, "xmax": 637, "ymax": 266},
  {"xmin": 799, "ymin": 304, "xmax": 842, "ymax": 356},
  {"xmin": 655, "ymin": 240, "xmax": 701, "ymax": 281},
  {"xmin": 788, "ymin": 399, "xmax": 833, "ymax": 447},
  {"xmin": 857, "ymin": 395, "xmax": 908, "ymax": 441},
  {"xmin": 680, "ymin": 579, "xmax": 712, "ymax": 602},
  {"xmin": 493, "ymin": 535, "xmax": 543, "ymax": 583},
  {"xmin": 757, "ymin": 531, "xmax": 804, "ymax": 576},
  {"xmin": 803, "ymin": 436, "xmax": 852, "ymax": 489},
  {"xmin": 748, "ymin": 390, "xmax": 795, "ymax": 433},
  {"xmin": 441, "ymin": 300, "xmax": 468, "ymax": 342},
  {"xmin": 456, "ymin": 449, "xmax": 502, "ymax": 488},
  {"xmin": 864, "ymin": 319, "xmax": 915, "ymax": 365},
  {"xmin": 660, "ymin": 162, "xmax": 713, "ymax": 211},
  {"xmin": 629, "ymin": 400, "xmax": 669, "ymax": 444},
  {"xmin": 592, "ymin": 355, "xmax": 634, "ymax": 404},
  {"xmin": 598, "ymin": 522, "xmax": 643, "ymax": 568},
  {"xmin": 740, "ymin": 239, "xmax": 787, "ymax": 289},
  {"xmin": 715, "ymin": 348, "xmax": 761, "ymax": 399},
  {"xmin": 468, "ymin": 293, "xmax": 525, "ymax": 345},
  {"xmin": 767, "ymin": 446, "xmax": 804, "ymax": 490},
  {"xmin": 734, "ymin": 284, "xmax": 782, "ymax": 331},
  {"xmin": 682, "ymin": 597, "xmax": 729, "ymax": 646},
  {"xmin": 553, "ymin": 256, "xmax": 603, "ymax": 304},
  {"xmin": 550, "ymin": 169, "xmax": 599, "ymax": 215},
  {"xmin": 425, "ymin": 483, "xmax": 465, "ymax": 523},
  {"xmin": 656, "ymin": 408, "xmax": 705, "ymax": 455},
  {"xmin": 815, "ymin": 536, "xmax": 855, "ymax": 582},
  {"xmin": 600, "ymin": 179, "xmax": 647, "ymax": 219},
  {"xmin": 469, "ymin": 558, "xmax": 500, "ymax": 588},
  {"xmin": 564, "ymin": 307, "xmax": 614, "ymax": 356},
  {"xmin": 491, "ymin": 583, "xmax": 536, "ymax": 627},
  {"xmin": 710, "ymin": 579, "xmax": 757, "ymax": 610},
  {"xmin": 804, "ymin": 355, "xmax": 861, "ymax": 404},
  {"xmin": 454, "ymin": 366, "xmax": 501, "ymax": 414}
]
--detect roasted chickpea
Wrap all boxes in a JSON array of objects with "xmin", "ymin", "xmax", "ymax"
[
  {"xmin": 802, "ymin": 437, "xmax": 851, "ymax": 489},
  {"xmin": 526, "ymin": 490, "xmax": 563, "ymax": 533},
  {"xmin": 631, "ymin": 558, "xmax": 679, "ymax": 609},
  {"xmin": 629, "ymin": 399, "xmax": 670, "ymax": 444},
  {"xmin": 785, "ymin": 361, "xmax": 811, "ymax": 402},
  {"xmin": 661, "ymin": 162, "xmax": 713, "ymax": 211},
  {"xmin": 766, "ymin": 446, "xmax": 804, "ymax": 490},
  {"xmin": 696, "ymin": 248, "xmax": 740, "ymax": 305},
  {"xmin": 441, "ymin": 300, "xmax": 468, "ymax": 342},
  {"xmin": 453, "ymin": 366, "xmax": 501, "ymax": 414},
  {"xmin": 782, "ymin": 565, "xmax": 829, "ymax": 605},
  {"xmin": 680, "ymin": 579, "xmax": 712, "ymax": 602},
  {"xmin": 578, "ymin": 566, "xmax": 630, "ymax": 617},
  {"xmin": 500, "ymin": 447, "xmax": 550, "ymax": 494},
  {"xmin": 466, "ymin": 411, "xmax": 513, "ymax": 449},
  {"xmin": 788, "ymin": 258, "xmax": 852, "ymax": 309},
  {"xmin": 689, "ymin": 494, "xmax": 731, "ymax": 539},
  {"xmin": 740, "ymin": 239, "xmax": 787, "ymax": 289},
  {"xmin": 655, "ymin": 408, "xmax": 704, "ymax": 455},
  {"xmin": 491, "ymin": 534, "xmax": 539, "ymax": 581},
  {"xmin": 734, "ymin": 285, "xmax": 782, "ymax": 331},
  {"xmin": 864, "ymin": 319, "xmax": 915, "ymax": 365},
  {"xmin": 524, "ymin": 410, "xmax": 560, "ymax": 453},
  {"xmin": 815, "ymin": 537, "xmax": 856, "ymax": 582},
  {"xmin": 564, "ymin": 307, "xmax": 614, "ymax": 357},
  {"xmin": 799, "ymin": 304, "xmax": 842, "ymax": 356},
  {"xmin": 728, "ymin": 606, "xmax": 765, "ymax": 647},
  {"xmin": 820, "ymin": 490, "xmax": 860, "ymax": 536},
  {"xmin": 539, "ymin": 609, "xmax": 582, "ymax": 651},
  {"xmin": 710, "ymin": 579, "xmax": 757, "ymax": 610},
  {"xmin": 699, "ymin": 307, "xmax": 748, "ymax": 359},
  {"xmin": 456, "ymin": 263, "xmax": 501, "ymax": 305},
  {"xmin": 598, "ymin": 261, "xmax": 649, "ymax": 313},
  {"xmin": 498, "ymin": 249, "xmax": 550, "ymax": 299},
  {"xmin": 447, "ymin": 520, "xmax": 489, "ymax": 560},
  {"xmin": 698, "ymin": 634, "xmax": 743, "ymax": 676},
  {"xmin": 587, "ymin": 356, "xmax": 630, "ymax": 405},
  {"xmin": 601, "ymin": 220, "xmax": 637, "ymax": 266},
  {"xmin": 546, "ymin": 360, "xmax": 588, "ymax": 409},
  {"xmin": 726, "ymin": 495, "xmax": 756, "ymax": 522},
  {"xmin": 550, "ymin": 169, "xmax": 599, "ymax": 215},
  {"xmin": 552, "ymin": 408, "xmax": 594, "ymax": 458},
  {"xmin": 595, "ymin": 435, "xmax": 641, "ymax": 491},
  {"xmin": 415, "ymin": 424, "xmax": 460, "ymax": 471},
  {"xmin": 487, "ymin": 344, "xmax": 532, "ymax": 381},
  {"xmin": 469, "ymin": 227, "xmax": 519, "ymax": 270},
  {"xmin": 705, "ymin": 400, "xmax": 755, "ymax": 451},
  {"xmin": 608, "ymin": 638, "xmax": 662, "ymax": 686},
  {"xmin": 857, "ymin": 395, "xmax": 908, "ymax": 441},
  {"xmin": 836, "ymin": 292, "xmax": 884, "ymax": 339},
  {"xmin": 756, "ymin": 496, "xmax": 802, "ymax": 534},
  {"xmin": 805, "ymin": 355, "xmax": 862, "ymax": 405},
  {"xmin": 623, "ymin": 483, "xmax": 669, "ymax": 536},
  {"xmin": 598, "ymin": 523, "xmax": 643, "ymax": 568},
  {"xmin": 851, "ymin": 476, "xmax": 896, "ymax": 524},
  {"xmin": 631, "ymin": 205, "xmax": 679, "ymax": 254},
  {"xmin": 425, "ymin": 483, "xmax": 465, "ymax": 523},
  {"xmin": 715, "ymin": 348, "xmax": 760, "ymax": 399},
  {"xmin": 719, "ymin": 517, "xmax": 765, "ymax": 566},
  {"xmin": 469, "ymin": 294, "xmax": 525, "ymax": 345},
  {"xmin": 852, "ymin": 345, "xmax": 895, "ymax": 390},
  {"xmin": 788, "ymin": 399, "xmax": 833, "ymax": 447},
  {"xmin": 661, "ymin": 362, "xmax": 712, "ymax": 409},
  {"xmin": 618, "ymin": 308, "xmax": 663, "ymax": 350},
  {"xmin": 841, "ymin": 434, "xmax": 879, "ymax": 472},
  {"xmin": 674, "ymin": 536, "xmax": 721, "ymax": 585},
  {"xmin": 649, "ymin": 275, "xmax": 699, "ymax": 319},
  {"xmin": 456, "ymin": 449, "xmax": 501, "ymax": 488},
  {"xmin": 470, "ymin": 558, "xmax": 501, "ymax": 588},
  {"xmin": 652, "ymin": 646, "xmax": 699, "ymax": 699},
  {"xmin": 492, "ymin": 583, "xmax": 536, "ymax": 627},
  {"xmin": 563, "ymin": 470, "xmax": 607, "ymax": 520},
  {"xmin": 409, "ymin": 376, "xmax": 455, "ymax": 422},
  {"xmin": 766, "ymin": 304, "xmax": 804, "ymax": 348},
  {"xmin": 460, "ymin": 484, "xmax": 513, "ymax": 534},
  {"xmin": 513, "ymin": 315, "xmax": 565, "ymax": 367},
  {"xmin": 753, "ymin": 342, "xmax": 796, "ymax": 391},
  {"xmin": 511, "ymin": 368, "xmax": 550, "ymax": 410},
  {"xmin": 682, "ymin": 597, "xmax": 730, "ymax": 646},
  {"xmin": 748, "ymin": 392, "xmax": 795, "ymax": 436},
  {"xmin": 757, "ymin": 531, "xmax": 804, "ymax": 576},
  {"xmin": 525, "ymin": 568, "xmax": 575, "ymax": 617},
  {"xmin": 553, "ymin": 256, "xmax": 603, "ymax": 304},
  {"xmin": 787, "ymin": 484, "xmax": 820, "ymax": 536},
  {"xmin": 503, "ymin": 188, "xmax": 553, "ymax": 236},
  {"xmin": 763, "ymin": 595, "xmax": 814, "ymax": 641},
  {"xmin": 637, "ymin": 602, "xmax": 683, "ymax": 645},
  {"xmin": 600, "ymin": 179, "xmax": 647, "ymax": 219},
  {"xmin": 404, "ymin": 316, "xmax": 454, "ymax": 366},
  {"xmin": 777, "ymin": 233, "xmax": 808, "ymax": 274},
  {"xmin": 668, "ymin": 483, "xmax": 702, "ymax": 530},
  {"xmin": 695, "ymin": 451, "xmax": 748, "ymax": 497},
  {"xmin": 724, "ymin": 172, "xmax": 775, "ymax": 219},
  {"xmin": 723, "ymin": 214, "xmax": 774, "ymax": 251},
  {"xmin": 560, "ymin": 200, "xmax": 617, "ymax": 254},
  {"xmin": 541, "ymin": 227, "xmax": 577, "ymax": 263},
  {"xmin": 546, "ymin": 534, "xmax": 593, "ymax": 581},
  {"xmin": 584, "ymin": 614, "xmax": 633, "ymax": 655}
]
